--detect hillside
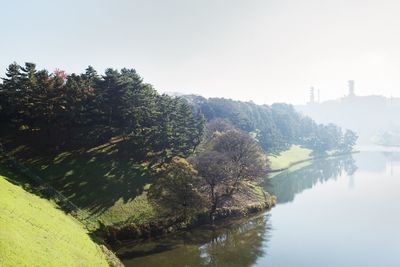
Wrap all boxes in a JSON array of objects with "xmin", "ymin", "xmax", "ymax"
[
  {"xmin": 0, "ymin": 63, "xmax": 353, "ymax": 231},
  {"xmin": 0, "ymin": 169, "xmax": 109, "ymax": 267},
  {"xmin": 0, "ymin": 63, "xmax": 356, "ymax": 249},
  {"xmin": 0, "ymin": 137, "xmax": 158, "ymax": 229},
  {"xmin": 268, "ymin": 145, "xmax": 312, "ymax": 171}
]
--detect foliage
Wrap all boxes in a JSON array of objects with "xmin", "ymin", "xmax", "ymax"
[
  {"xmin": 205, "ymin": 118, "xmax": 235, "ymax": 139},
  {"xmin": 303, "ymin": 123, "xmax": 342, "ymax": 154},
  {"xmin": 191, "ymin": 150, "xmax": 231, "ymax": 218},
  {"xmin": 0, "ymin": 61, "xmax": 355, "ymax": 159},
  {"xmin": 0, "ymin": 61, "xmax": 357, "ymax": 236},
  {"xmin": 184, "ymin": 95, "xmax": 356, "ymax": 153},
  {"xmin": 192, "ymin": 130, "xmax": 268, "ymax": 220},
  {"xmin": 148, "ymin": 157, "xmax": 205, "ymax": 221},
  {"xmin": 340, "ymin": 130, "xmax": 358, "ymax": 152},
  {"xmin": 0, "ymin": 62, "xmax": 205, "ymax": 161},
  {"xmin": 212, "ymin": 130, "xmax": 267, "ymax": 184}
]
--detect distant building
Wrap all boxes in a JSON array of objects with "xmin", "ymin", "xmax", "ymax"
[
  {"xmin": 309, "ymin": 87, "xmax": 315, "ymax": 104},
  {"xmin": 348, "ymin": 80, "xmax": 355, "ymax": 97}
]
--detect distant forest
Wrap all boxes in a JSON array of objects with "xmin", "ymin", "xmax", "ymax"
[
  {"xmin": 0, "ymin": 62, "xmax": 356, "ymax": 159},
  {"xmin": 183, "ymin": 95, "xmax": 356, "ymax": 153}
]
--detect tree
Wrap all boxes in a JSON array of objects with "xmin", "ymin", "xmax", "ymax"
[
  {"xmin": 193, "ymin": 130, "xmax": 268, "ymax": 221},
  {"xmin": 340, "ymin": 130, "xmax": 358, "ymax": 152},
  {"xmin": 191, "ymin": 112, "xmax": 206, "ymax": 151},
  {"xmin": 205, "ymin": 118, "xmax": 234, "ymax": 140},
  {"xmin": 170, "ymin": 101, "xmax": 202, "ymax": 156},
  {"xmin": 0, "ymin": 62, "xmax": 200, "ymax": 158},
  {"xmin": 185, "ymin": 95, "xmax": 348, "ymax": 153},
  {"xmin": 271, "ymin": 103, "xmax": 301, "ymax": 149},
  {"xmin": 191, "ymin": 151, "xmax": 232, "ymax": 221},
  {"xmin": 1, "ymin": 62, "xmax": 23, "ymax": 122},
  {"xmin": 305, "ymin": 123, "xmax": 343, "ymax": 155},
  {"xmin": 212, "ymin": 130, "xmax": 268, "ymax": 191},
  {"xmin": 0, "ymin": 81, "xmax": 4, "ymax": 119},
  {"xmin": 148, "ymin": 157, "xmax": 205, "ymax": 221}
]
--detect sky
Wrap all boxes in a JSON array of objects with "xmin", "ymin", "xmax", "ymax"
[{"xmin": 1, "ymin": 0, "xmax": 400, "ymax": 104}]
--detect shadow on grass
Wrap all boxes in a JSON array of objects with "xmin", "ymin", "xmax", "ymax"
[{"xmin": 1, "ymin": 131, "xmax": 154, "ymax": 217}]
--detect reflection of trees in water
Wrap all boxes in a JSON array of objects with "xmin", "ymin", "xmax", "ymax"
[
  {"xmin": 121, "ymin": 215, "xmax": 270, "ymax": 267},
  {"xmin": 198, "ymin": 215, "xmax": 269, "ymax": 267},
  {"xmin": 120, "ymin": 156, "xmax": 362, "ymax": 267},
  {"xmin": 269, "ymin": 156, "xmax": 357, "ymax": 204},
  {"xmin": 382, "ymin": 151, "xmax": 400, "ymax": 161},
  {"xmin": 352, "ymin": 151, "xmax": 392, "ymax": 173}
]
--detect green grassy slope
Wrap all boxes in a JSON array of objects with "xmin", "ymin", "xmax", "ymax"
[
  {"xmin": 1, "ymin": 137, "xmax": 157, "ymax": 229},
  {"xmin": 0, "ymin": 174, "xmax": 109, "ymax": 267},
  {"xmin": 1, "ymin": 139, "xmax": 314, "ymax": 233},
  {"xmin": 268, "ymin": 145, "xmax": 312, "ymax": 171},
  {"xmin": 1, "ymin": 132, "xmax": 291, "ymax": 232}
]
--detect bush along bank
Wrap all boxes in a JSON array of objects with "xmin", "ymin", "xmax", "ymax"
[
  {"xmin": 101, "ymin": 130, "xmax": 277, "ymax": 246},
  {"xmin": 100, "ymin": 189, "xmax": 276, "ymax": 246}
]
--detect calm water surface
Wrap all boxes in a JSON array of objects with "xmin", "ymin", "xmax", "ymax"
[{"xmin": 119, "ymin": 151, "xmax": 400, "ymax": 267}]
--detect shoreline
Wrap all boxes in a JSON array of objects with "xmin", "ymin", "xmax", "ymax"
[
  {"xmin": 269, "ymin": 150, "xmax": 360, "ymax": 173},
  {"xmin": 58, "ymin": 149, "xmax": 360, "ymax": 248},
  {"xmin": 102, "ymin": 192, "xmax": 276, "ymax": 247}
]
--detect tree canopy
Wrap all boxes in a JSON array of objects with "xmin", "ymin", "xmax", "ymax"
[
  {"xmin": 183, "ymin": 95, "xmax": 356, "ymax": 154},
  {"xmin": 0, "ymin": 62, "xmax": 204, "ymax": 161},
  {"xmin": 148, "ymin": 157, "xmax": 205, "ymax": 221},
  {"xmin": 192, "ymin": 129, "xmax": 268, "ymax": 220}
]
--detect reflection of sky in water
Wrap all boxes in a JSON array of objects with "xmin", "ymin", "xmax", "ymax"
[
  {"xmin": 263, "ymin": 152, "xmax": 400, "ymax": 267},
  {"xmin": 199, "ymin": 244, "xmax": 210, "ymax": 264},
  {"xmin": 121, "ymin": 152, "xmax": 400, "ymax": 267}
]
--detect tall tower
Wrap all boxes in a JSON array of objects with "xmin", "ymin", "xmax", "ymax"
[
  {"xmin": 309, "ymin": 87, "xmax": 315, "ymax": 104},
  {"xmin": 348, "ymin": 80, "xmax": 355, "ymax": 97}
]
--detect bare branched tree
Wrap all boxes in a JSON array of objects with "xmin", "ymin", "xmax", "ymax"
[{"xmin": 193, "ymin": 130, "xmax": 268, "ymax": 221}]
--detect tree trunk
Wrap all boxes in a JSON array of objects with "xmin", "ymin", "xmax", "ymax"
[{"xmin": 209, "ymin": 191, "xmax": 218, "ymax": 224}]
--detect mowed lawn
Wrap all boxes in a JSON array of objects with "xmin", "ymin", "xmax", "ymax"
[
  {"xmin": 0, "ymin": 174, "xmax": 108, "ymax": 267},
  {"xmin": 268, "ymin": 145, "xmax": 312, "ymax": 171},
  {"xmin": 1, "ymin": 138, "xmax": 157, "ymax": 229}
]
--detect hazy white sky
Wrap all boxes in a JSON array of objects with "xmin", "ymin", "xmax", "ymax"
[{"xmin": 2, "ymin": 0, "xmax": 400, "ymax": 104}]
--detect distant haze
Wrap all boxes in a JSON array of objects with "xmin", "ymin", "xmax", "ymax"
[
  {"xmin": 2, "ymin": 0, "xmax": 400, "ymax": 104},
  {"xmin": 296, "ymin": 94, "xmax": 400, "ymax": 144}
]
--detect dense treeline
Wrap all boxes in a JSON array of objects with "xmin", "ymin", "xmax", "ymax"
[
  {"xmin": 0, "ymin": 62, "xmax": 270, "ymax": 224},
  {"xmin": 0, "ymin": 62, "xmax": 204, "ymax": 160},
  {"xmin": 0, "ymin": 62, "xmax": 357, "ymax": 160},
  {"xmin": 0, "ymin": 62, "xmax": 358, "ymax": 227},
  {"xmin": 183, "ymin": 95, "xmax": 357, "ymax": 153}
]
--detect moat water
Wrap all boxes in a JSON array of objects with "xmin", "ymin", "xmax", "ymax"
[{"xmin": 118, "ymin": 149, "xmax": 400, "ymax": 267}]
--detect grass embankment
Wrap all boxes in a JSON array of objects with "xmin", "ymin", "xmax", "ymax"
[
  {"xmin": 0, "ymin": 172, "xmax": 109, "ymax": 267},
  {"xmin": 267, "ymin": 145, "xmax": 356, "ymax": 179},
  {"xmin": 106, "ymin": 180, "xmax": 275, "ymax": 243},
  {"xmin": 268, "ymin": 145, "xmax": 312, "ymax": 172},
  {"xmin": 0, "ymin": 133, "xmax": 274, "ymax": 242},
  {"xmin": 1, "ymin": 137, "xmax": 157, "ymax": 230}
]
